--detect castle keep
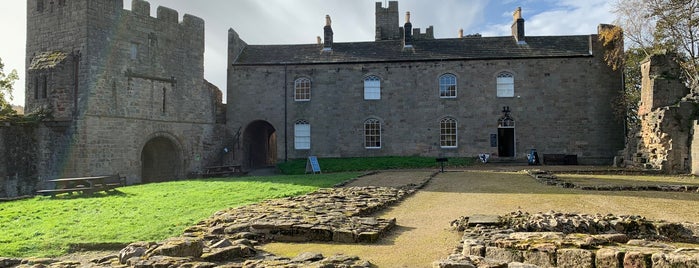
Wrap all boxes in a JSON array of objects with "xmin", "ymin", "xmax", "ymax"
[
  {"xmin": 1, "ymin": 1, "xmax": 626, "ymax": 198},
  {"xmin": 227, "ymin": 2, "xmax": 624, "ymax": 169},
  {"xmin": 1, "ymin": 0, "xmax": 226, "ymax": 197}
]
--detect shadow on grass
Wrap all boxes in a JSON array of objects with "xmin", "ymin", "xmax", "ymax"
[{"xmin": 41, "ymin": 189, "xmax": 131, "ymax": 200}]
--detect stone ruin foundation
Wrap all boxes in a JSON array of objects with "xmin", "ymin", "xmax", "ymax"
[{"xmin": 436, "ymin": 211, "xmax": 699, "ymax": 268}]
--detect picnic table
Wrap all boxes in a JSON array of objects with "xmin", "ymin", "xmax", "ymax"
[
  {"xmin": 203, "ymin": 165, "xmax": 243, "ymax": 178},
  {"xmin": 36, "ymin": 175, "xmax": 126, "ymax": 196}
]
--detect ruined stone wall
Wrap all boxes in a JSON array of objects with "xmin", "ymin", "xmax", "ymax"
[
  {"xmin": 0, "ymin": 125, "xmax": 38, "ymax": 198},
  {"xmin": 635, "ymin": 54, "xmax": 693, "ymax": 173},
  {"xmin": 228, "ymin": 36, "xmax": 623, "ymax": 165}
]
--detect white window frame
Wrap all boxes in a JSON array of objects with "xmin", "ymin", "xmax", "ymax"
[
  {"xmin": 294, "ymin": 120, "xmax": 311, "ymax": 150},
  {"xmin": 294, "ymin": 78, "xmax": 311, "ymax": 101},
  {"xmin": 439, "ymin": 74, "xmax": 457, "ymax": 98},
  {"xmin": 440, "ymin": 118, "xmax": 458, "ymax": 148},
  {"xmin": 364, "ymin": 119, "xmax": 382, "ymax": 149},
  {"xmin": 497, "ymin": 72, "xmax": 515, "ymax": 97},
  {"xmin": 364, "ymin": 76, "xmax": 381, "ymax": 100}
]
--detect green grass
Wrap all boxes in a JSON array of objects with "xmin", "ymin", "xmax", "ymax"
[
  {"xmin": 0, "ymin": 173, "xmax": 359, "ymax": 258},
  {"xmin": 277, "ymin": 156, "xmax": 476, "ymax": 175}
]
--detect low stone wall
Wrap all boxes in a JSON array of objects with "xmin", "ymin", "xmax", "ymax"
[
  {"xmin": 436, "ymin": 211, "xmax": 699, "ymax": 267},
  {"xmin": 527, "ymin": 169, "xmax": 699, "ymax": 192}
]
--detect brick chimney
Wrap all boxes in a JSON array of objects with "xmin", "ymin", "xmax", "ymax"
[
  {"xmin": 511, "ymin": 7, "xmax": 526, "ymax": 44},
  {"xmin": 323, "ymin": 15, "xmax": 333, "ymax": 51},
  {"xmin": 403, "ymin": 12, "xmax": 413, "ymax": 48}
]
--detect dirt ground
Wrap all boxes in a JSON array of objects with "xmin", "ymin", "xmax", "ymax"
[
  {"xmin": 261, "ymin": 167, "xmax": 699, "ymax": 268},
  {"xmin": 55, "ymin": 166, "xmax": 699, "ymax": 267}
]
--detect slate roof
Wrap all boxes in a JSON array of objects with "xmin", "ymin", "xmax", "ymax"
[
  {"xmin": 234, "ymin": 35, "xmax": 594, "ymax": 65},
  {"xmin": 29, "ymin": 51, "xmax": 68, "ymax": 70}
]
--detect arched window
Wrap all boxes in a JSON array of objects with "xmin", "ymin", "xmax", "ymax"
[
  {"xmin": 294, "ymin": 120, "xmax": 311, "ymax": 150},
  {"xmin": 294, "ymin": 78, "xmax": 311, "ymax": 101},
  {"xmin": 364, "ymin": 76, "xmax": 381, "ymax": 100},
  {"xmin": 497, "ymin": 72, "xmax": 515, "ymax": 97},
  {"xmin": 440, "ymin": 118, "xmax": 458, "ymax": 148},
  {"xmin": 364, "ymin": 119, "xmax": 381, "ymax": 149},
  {"xmin": 439, "ymin": 74, "xmax": 457, "ymax": 98}
]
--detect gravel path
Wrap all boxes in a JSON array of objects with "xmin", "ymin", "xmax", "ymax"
[{"xmin": 261, "ymin": 169, "xmax": 699, "ymax": 267}]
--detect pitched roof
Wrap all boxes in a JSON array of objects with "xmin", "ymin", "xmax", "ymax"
[
  {"xmin": 233, "ymin": 35, "xmax": 594, "ymax": 65},
  {"xmin": 29, "ymin": 51, "xmax": 68, "ymax": 70}
]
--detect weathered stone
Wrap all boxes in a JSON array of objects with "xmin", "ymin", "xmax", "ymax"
[
  {"xmin": 290, "ymin": 252, "xmax": 324, "ymax": 263},
  {"xmin": 652, "ymin": 251, "xmax": 699, "ymax": 268},
  {"xmin": 201, "ymin": 245, "xmax": 255, "ymax": 262},
  {"xmin": 358, "ymin": 231, "xmax": 381, "ymax": 242},
  {"xmin": 506, "ymin": 262, "xmax": 539, "ymax": 268},
  {"xmin": 522, "ymin": 249, "xmax": 555, "ymax": 267},
  {"xmin": 557, "ymin": 248, "xmax": 594, "ymax": 268},
  {"xmin": 595, "ymin": 248, "xmax": 625, "ymax": 268},
  {"xmin": 333, "ymin": 229, "xmax": 356, "ymax": 243},
  {"xmin": 485, "ymin": 247, "xmax": 524, "ymax": 263},
  {"xmin": 624, "ymin": 251, "xmax": 653, "ymax": 268},
  {"xmin": 155, "ymin": 237, "xmax": 204, "ymax": 258},
  {"xmin": 468, "ymin": 215, "xmax": 501, "ymax": 227},
  {"xmin": 0, "ymin": 258, "xmax": 22, "ymax": 267},
  {"xmin": 432, "ymin": 260, "xmax": 476, "ymax": 268}
]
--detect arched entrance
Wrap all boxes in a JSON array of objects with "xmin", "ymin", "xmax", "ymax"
[
  {"xmin": 141, "ymin": 136, "xmax": 182, "ymax": 183},
  {"xmin": 497, "ymin": 106, "xmax": 516, "ymax": 157},
  {"xmin": 243, "ymin": 120, "xmax": 277, "ymax": 169}
]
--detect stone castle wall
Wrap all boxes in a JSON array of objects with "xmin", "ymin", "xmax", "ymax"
[
  {"xmin": 228, "ymin": 35, "xmax": 623, "ymax": 164},
  {"xmin": 19, "ymin": 0, "xmax": 225, "ymax": 187}
]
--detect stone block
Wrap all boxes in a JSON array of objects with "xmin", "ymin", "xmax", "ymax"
[
  {"xmin": 652, "ymin": 251, "xmax": 699, "ymax": 268},
  {"xmin": 155, "ymin": 237, "xmax": 203, "ymax": 258},
  {"xmin": 333, "ymin": 229, "xmax": 356, "ymax": 243},
  {"xmin": 624, "ymin": 251, "xmax": 653, "ymax": 268},
  {"xmin": 463, "ymin": 245, "xmax": 486, "ymax": 257},
  {"xmin": 557, "ymin": 248, "xmax": 594, "ymax": 268},
  {"xmin": 523, "ymin": 249, "xmax": 555, "ymax": 267},
  {"xmin": 485, "ymin": 247, "xmax": 524, "ymax": 263},
  {"xmin": 596, "ymin": 248, "xmax": 624, "ymax": 268},
  {"xmin": 358, "ymin": 231, "xmax": 380, "ymax": 243}
]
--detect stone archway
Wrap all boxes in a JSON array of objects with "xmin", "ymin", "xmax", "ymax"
[
  {"xmin": 243, "ymin": 120, "xmax": 277, "ymax": 169},
  {"xmin": 141, "ymin": 136, "xmax": 182, "ymax": 183}
]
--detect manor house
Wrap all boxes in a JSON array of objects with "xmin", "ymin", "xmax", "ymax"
[
  {"xmin": 227, "ymin": 2, "xmax": 624, "ymax": 168},
  {"xmin": 0, "ymin": 0, "xmax": 623, "ymax": 198}
]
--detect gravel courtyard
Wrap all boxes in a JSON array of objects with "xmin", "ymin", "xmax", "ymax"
[{"xmin": 261, "ymin": 168, "xmax": 699, "ymax": 267}]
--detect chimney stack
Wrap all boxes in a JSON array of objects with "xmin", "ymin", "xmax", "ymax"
[
  {"xmin": 511, "ymin": 7, "xmax": 526, "ymax": 44},
  {"xmin": 403, "ymin": 12, "xmax": 413, "ymax": 48},
  {"xmin": 317, "ymin": 36, "xmax": 322, "ymax": 46},
  {"xmin": 458, "ymin": 28, "xmax": 464, "ymax": 38},
  {"xmin": 323, "ymin": 15, "xmax": 333, "ymax": 51}
]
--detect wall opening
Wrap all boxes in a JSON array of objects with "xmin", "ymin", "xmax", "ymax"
[
  {"xmin": 497, "ymin": 106, "xmax": 516, "ymax": 157},
  {"xmin": 243, "ymin": 120, "xmax": 277, "ymax": 169},
  {"xmin": 141, "ymin": 136, "xmax": 181, "ymax": 183}
]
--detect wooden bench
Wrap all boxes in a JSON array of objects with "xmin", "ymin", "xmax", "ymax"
[
  {"xmin": 36, "ymin": 174, "xmax": 126, "ymax": 196},
  {"xmin": 203, "ymin": 165, "xmax": 243, "ymax": 178},
  {"xmin": 542, "ymin": 154, "xmax": 578, "ymax": 165}
]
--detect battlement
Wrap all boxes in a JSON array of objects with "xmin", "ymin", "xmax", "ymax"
[
  {"xmin": 375, "ymin": 1, "xmax": 399, "ymax": 12},
  {"xmin": 130, "ymin": 0, "xmax": 203, "ymax": 29}
]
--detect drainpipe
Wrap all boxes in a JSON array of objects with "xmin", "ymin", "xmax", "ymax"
[{"xmin": 284, "ymin": 64, "xmax": 288, "ymax": 162}]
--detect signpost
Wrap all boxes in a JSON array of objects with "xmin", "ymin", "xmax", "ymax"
[{"xmin": 306, "ymin": 156, "xmax": 321, "ymax": 174}]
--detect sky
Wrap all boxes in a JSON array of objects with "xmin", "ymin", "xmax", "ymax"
[{"xmin": 0, "ymin": 0, "xmax": 616, "ymax": 107}]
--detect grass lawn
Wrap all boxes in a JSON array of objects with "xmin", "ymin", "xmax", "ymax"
[
  {"xmin": 556, "ymin": 173, "xmax": 699, "ymax": 187},
  {"xmin": 0, "ymin": 173, "xmax": 359, "ymax": 258}
]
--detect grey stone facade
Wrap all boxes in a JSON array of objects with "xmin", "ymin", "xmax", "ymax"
[
  {"xmin": 19, "ymin": 0, "xmax": 225, "ymax": 187},
  {"xmin": 227, "ymin": 2, "xmax": 624, "ymax": 168}
]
